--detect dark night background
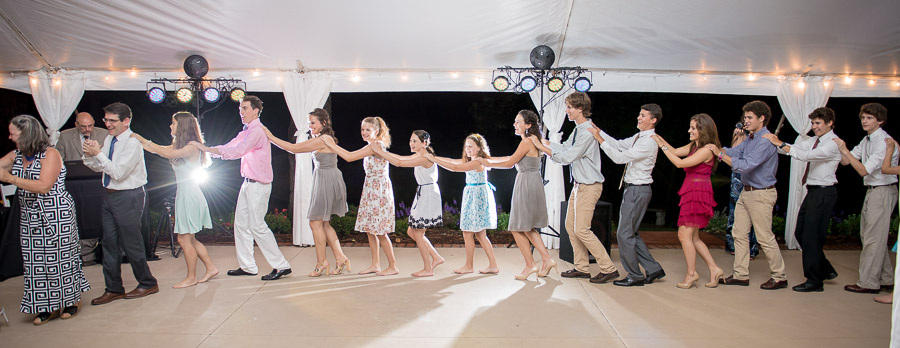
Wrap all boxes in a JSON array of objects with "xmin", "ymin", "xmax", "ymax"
[{"xmin": 1, "ymin": 87, "xmax": 898, "ymax": 227}]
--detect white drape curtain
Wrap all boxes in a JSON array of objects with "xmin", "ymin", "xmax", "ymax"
[
  {"xmin": 28, "ymin": 69, "xmax": 86, "ymax": 145},
  {"xmin": 530, "ymin": 89, "xmax": 573, "ymax": 249},
  {"xmin": 775, "ymin": 76, "xmax": 834, "ymax": 249},
  {"xmin": 280, "ymin": 71, "xmax": 333, "ymax": 246}
]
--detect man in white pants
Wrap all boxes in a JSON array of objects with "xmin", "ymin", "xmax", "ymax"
[{"xmin": 192, "ymin": 95, "xmax": 292, "ymax": 281}]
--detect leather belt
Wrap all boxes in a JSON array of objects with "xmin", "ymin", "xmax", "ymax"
[
  {"xmin": 866, "ymin": 183, "xmax": 897, "ymax": 190},
  {"xmin": 805, "ymin": 185, "xmax": 834, "ymax": 190},
  {"xmin": 244, "ymin": 178, "xmax": 260, "ymax": 184},
  {"xmin": 623, "ymin": 183, "xmax": 650, "ymax": 188},
  {"xmin": 743, "ymin": 185, "xmax": 775, "ymax": 191}
]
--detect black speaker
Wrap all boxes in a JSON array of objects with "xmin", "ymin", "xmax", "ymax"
[{"xmin": 558, "ymin": 200, "xmax": 613, "ymax": 264}]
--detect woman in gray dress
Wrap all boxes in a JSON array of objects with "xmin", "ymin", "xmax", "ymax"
[
  {"xmin": 480, "ymin": 110, "xmax": 556, "ymax": 280},
  {"xmin": 264, "ymin": 108, "xmax": 349, "ymax": 277}
]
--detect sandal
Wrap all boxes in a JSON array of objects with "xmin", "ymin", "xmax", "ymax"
[
  {"xmin": 33, "ymin": 311, "xmax": 58, "ymax": 326},
  {"xmin": 308, "ymin": 260, "xmax": 330, "ymax": 277},
  {"xmin": 60, "ymin": 302, "xmax": 80, "ymax": 320}
]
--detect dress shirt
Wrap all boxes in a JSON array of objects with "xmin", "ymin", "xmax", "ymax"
[
  {"xmin": 598, "ymin": 129, "xmax": 657, "ymax": 185},
  {"xmin": 724, "ymin": 127, "xmax": 778, "ymax": 188},
  {"xmin": 849, "ymin": 127, "xmax": 899, "ymax": 186},
  {"xmin": 783, "ymin": 130, "xmax": 841, "ymax": 186},
  {"xmin": 548, "ymin": 120, "xmax": 605, "ymax": 184},
  {"xmin": 83, "ymin": 128, "xmax": 148, "ymax": 190},
  {"xmin": 213, "ymin": 118, "xmax": 273, "ymax": 184}
]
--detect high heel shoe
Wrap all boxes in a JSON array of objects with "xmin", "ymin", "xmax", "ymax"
[
  {"xmin": 515, "ymin": 266, "xmax": 538, "ymax": 280},
  {"xmin": 308, "ymin": 261, "xmax": 330, "ymax": 277},
  {"xmin": 537, "ymin": 259, "xmax": 557, "ymax": 277},
  {"xmin": 333, "ymin": 258, "xmax": 351, "ymax": 275},
  {"xmin": 676, "ymin": 273, "xmax": 700, "ymax": 289},
  {"xmin": 705, "ymin": 268, "xmax": 725, "ymax": 288}
]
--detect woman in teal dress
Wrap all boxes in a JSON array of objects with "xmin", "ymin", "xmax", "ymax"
[{"xmin": 132, "ymin": 111, "xmax": 218, "ymax": 288}]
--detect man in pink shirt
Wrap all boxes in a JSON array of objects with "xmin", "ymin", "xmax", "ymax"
[{"xmin": 192, "ymin": 95, "xmax": 292, "ymax": 281}]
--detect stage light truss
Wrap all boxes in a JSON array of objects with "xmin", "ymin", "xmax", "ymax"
[
  {"xmin": 491, "ymin": 66, "xmax": 592, "ymax": 94},
  {"xmin": 145, "ymin": 77, "xmax": 247, "ymax": 106}
]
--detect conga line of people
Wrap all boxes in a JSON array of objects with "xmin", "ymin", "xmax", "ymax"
[{"xmin": 5, "ymin": 92, "xmax": 898, "ymax": 325}]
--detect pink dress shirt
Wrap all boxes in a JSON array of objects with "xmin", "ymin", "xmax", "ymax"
[{"xmin": 213, "ymin": 119, "xmax": 273, "ymax": 184}]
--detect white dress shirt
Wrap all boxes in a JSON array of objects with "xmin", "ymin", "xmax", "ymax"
[
  {"xmin": 83, "ymin": 128, "xmax": 148, "ymax": 190},
  {"xmin": 849, "ymin": 127, "xmax": 899, "ymax": 186},
  {"xmin": 598, "ymin": 129, "xmax": 658, "ymax": 185},
  {"xmin": 783, "ymin": 130, "xmax": 841, "ymax": 186}
]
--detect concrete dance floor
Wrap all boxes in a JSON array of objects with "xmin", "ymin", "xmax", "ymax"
[{"xmin": 0, "ymin": 246, "xmax": 891, "ymax": 347}]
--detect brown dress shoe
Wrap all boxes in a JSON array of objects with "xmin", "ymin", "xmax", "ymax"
[
  {"xmin": 844, "ymin": 284, "xmax": 879, "ymax": 294},
  {"xmin": 718, "ymin": 275, "xmax": 750, "ymax": 286},
  {"xmin": 91, "ymin": 292, "xmax": 126, "ymax": 305},
  {"xmin": 124, "ymin": 285, "xmax": 160, "ymax": 299},
  {"xmin": 561, "ymin": 269, "xmax": 591, "ymax": 278},
  {"xmin": 590, "ymin": 270, "xmax": 620, "ymax": 284},
  {"xmin": 760, "ymin": 278, "xmax": 788, "ymax": 290}
]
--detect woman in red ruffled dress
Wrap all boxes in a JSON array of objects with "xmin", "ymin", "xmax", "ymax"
[{"xmin": 652, "ymin": 113, "xmax": 724, "ymax": 289}]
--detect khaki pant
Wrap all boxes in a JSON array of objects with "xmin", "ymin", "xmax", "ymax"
[
  {"xmin": 566, "ymin": 183, "xmax": 617, "ymax": 274},
  {"xmin": 731, "ymin": 188, "xmax": 786, "ymax": 281},
  {"xmin": 857, "ymin": 185, "xmax": 898, "ymax": 289}
]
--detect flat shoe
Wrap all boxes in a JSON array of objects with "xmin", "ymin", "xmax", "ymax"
[
  {"xmin": 33, "ymin": 311, "xmax": 59, "ymax": 326},
  {"xmin": 60, "ymin": 302, "xmax": 81, "ymax": 319}
]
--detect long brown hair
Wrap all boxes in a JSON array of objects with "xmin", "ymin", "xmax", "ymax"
[
  {"xmin": 9, "ymin": 115, "xmax": 49, "ymax": 157},
  {"xmin": 172, "ymin": 111, "xmax": 209, "ymax": 167},
  {"xmin": 362, "ymin": 116, "xmax": 391, "ymax": 148},
  {"xmin": 690, "ymin": 113, "xmax": 721, "ymax": 171},
  {"xmin": 310, "ymin": 108, "xmax": 337, "ymax": 144},
  {"xmin": 461, "ymin": 133, "xmax": 491, "ymax": 162},
  {"xmin": 518, "ymin": 110, "xmax": 542, "ymax": 137}
]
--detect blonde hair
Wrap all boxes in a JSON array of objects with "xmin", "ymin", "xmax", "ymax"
[
  {"xmin": 462, "ymin": 133, "xmax": 491, "ymax": 162},
  {"xmin": 362, "ymin": 116, "xmax": 391, "ymax": 148}
]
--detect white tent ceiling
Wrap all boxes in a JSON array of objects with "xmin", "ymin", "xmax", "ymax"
[{"xmin": 1, "ymin": 0, "xmax": 899, "ymax": 97}]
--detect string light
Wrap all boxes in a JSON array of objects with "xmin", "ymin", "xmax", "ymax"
[
  {"xmin": 351, "ymin": 75, "xmax": 360, "ymax": 82},
  {"xmin": 130, "ymin": 69, "xmax": 137, "ymax": 76},
  {"xmin": 474, "ymin": 77, "xmax": 485, "ymax": 85},
  {"xmin": 451, "ymin": 72, "xmax": 459, "ymax": 78},
  {"xmin": 844, "ymin": 76, "xmax": 852, "ymax": 84},
  {"xmin": 252, "ymin": 70, "xmax": 260, "ymax": 77},
  {"xmin": 401, "ymin": 74, "xmax": 408, "ymax": 81},
  {"xmin": 747, "ymin": 74, "xmax": 756, "ymax": 81},
  {"xmin": 53, "ymin": 79, "xmax": 61, "ymax": 86},
  {"xmin": 797, "ymin": 81, "xmax": 805, "ymax": 89},
  {"xmin": 869, "ymin": 79, "xmax": 875, "ymax": 85},
  {"xmin": 895, "ymin": 81, "xmax": 900, "ymax": 87},
  {"xmin": 29, "ymin": 77, "xmax": 36, "ymax": 85},
  {"xmin": 823, "ymin": 81, "xmax": 830, "ymax": 87}
]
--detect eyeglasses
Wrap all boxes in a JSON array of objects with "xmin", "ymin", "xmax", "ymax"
[{"xmin": 102, "ymin": 118, "xmax": 121, "ymax": 123}]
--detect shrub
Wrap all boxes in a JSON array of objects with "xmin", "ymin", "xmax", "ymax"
[
  {"xmin": 829, "ymin": 213, "xmax": 860, "ymax": 237},
  {"xmin": 265, "ymin": 208, "xmax": 292, "ymax": 234},
  {"xmin": 704, "ymin": 209, "xmax": 729, "ymax": 235},
  {"xmin": 395, "ymin": 218, "xmax": 409, "ymax": 237},
  {"xmin": 443, "ymin": 213, "xmax": 459, "ymax": 230},
  {"xmin": 330, "ymin": 215, "xmax": 357, "ymax": 237},
  {"xmin": 497, "ymin": 212, "xmax": 510, "ymax": 231},
  {"xmin": 772, "ymin": 215, "xmax": 786, "ymax": 236}
]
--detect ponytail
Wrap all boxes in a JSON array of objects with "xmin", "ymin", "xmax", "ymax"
[{"xmin": 362, "ymin": 116, "xmax": 391, "ymax": 148}]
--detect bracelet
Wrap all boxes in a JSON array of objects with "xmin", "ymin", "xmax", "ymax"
[
  {"xmin": 660, "ymin": 145, "xmax": 668, "ymax": 152},
  {"xmin": 718, "ymin": 151, "xmax": 724, "ymax": 160}
]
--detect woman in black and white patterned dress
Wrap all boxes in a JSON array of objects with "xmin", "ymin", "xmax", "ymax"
[{"xmin": 0, "ymin": 115, "xmax": 89, "ymax": 325}]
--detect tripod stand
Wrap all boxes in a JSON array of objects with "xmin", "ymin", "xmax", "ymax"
[{"xmin": 152, "ymin": 197, "xmax": 181, "ymax": 258}]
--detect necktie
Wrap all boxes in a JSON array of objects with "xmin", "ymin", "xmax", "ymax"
[
  {"xmin": 102, "ymin": 137, "xmax": 118, "ymax": 187},
  {"xmin": 801, "ymin": 137, "xmax": 820, "ymax": 185},
  {"xmin": 748, "ymin": 133, "xmax": 755, "ymax": 139},
  {"xmin": 569, "ymin": 127, "xmax": 578, "ymax": 183},
  {"xmin": 618, "ymin": 135, "xmax": 641, "ymax": 190}
]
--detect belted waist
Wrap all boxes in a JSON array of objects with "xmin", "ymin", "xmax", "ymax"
[
  {"xmin": 623, "ymin": 182, "xmax": 650, "ymax": 188},
  {"xmin": 743, "ymin": 185, "xmax": 775, "ymax": 191},
  {"xmin": 106, "ymin": 187, "xmax": 143, "ymax": 194},
  {"xmin": 244, "ymin": 178, "xmax": 270, "ymax": 184},
  {"xmin": 805, "ymin": 185, "xmax": 834, "ymax": 190},
  {"xmin": 866, "ymin": 183, "xmax": 897, "ymax": 190}
]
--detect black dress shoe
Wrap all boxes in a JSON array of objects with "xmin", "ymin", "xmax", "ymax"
[
  {"xmin": 825, "ymin": 271, "xmax": 838, "ymax": 281},
  {"xmin": 644, "ymin": 269, "xmax": 666, "ymax": 284},
  {"xmin": 613, "ymin": 277, "xmax": 645, "ymax": 287},
  {"xmin": 227, "ymin": 268, "xmax": 257, "ymax": 276},
  {"xmin": 262, "ymin": 268, "xmax": 292, "ymax": 281},
  {"xmin": 792, "ymin": 282, "xmax": 824, "ymax": 292}
]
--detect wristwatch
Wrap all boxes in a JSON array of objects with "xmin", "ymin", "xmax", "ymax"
[
  {"xmin": 778, "ymin": 142, "xmax": 789, "ymax": 149},
  {"xmin": 660, "ymin": 145, "xmax": 669, "ymax": 152}
]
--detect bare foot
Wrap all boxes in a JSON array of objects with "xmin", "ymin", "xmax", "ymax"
[
  {"xmin": 453, "ymin": 266, "xmax": 474, "ymax": 274},
  {"xmin": 376, "ymin": 267, "xmax": 400, "ymax": 276},
  {"xmin": 412, "ymin": 269, "xmax": 434, "ymax": 277},
  {"xmin": 875, "ymin": 294, "xmax": 893, "ymax": 304},
  {"xmin": 431, "ymin": 257, "xmax": 445, "ymax": 271},
  {"xmin": 199, "ymin": 268, "xmax": 219, "ymax": 283},
  {"xmin": 173, "ymin": 278, "xmax": 198, "ymax": 289},
  {"xmin": 479, "ymin": 267, "xmax": 499, "ymax": 274},
  {"xmin": 358, "ymin": 265, "xmax": 381, "ymax": 275}
]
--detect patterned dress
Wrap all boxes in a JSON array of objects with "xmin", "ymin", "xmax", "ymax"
[
  {"xmin": 676, "ymin": 151, "xmax": 717, "ymax": 229},
  {"xmin": 12, "ymin": 150, "xmax": 90, "ymax": 313},
  {"xmin": 408, "ymin": 164, "xmax": 442, "ymax": 229},
  {"xmin": 459, "ymin": 170, "xmax": 497, "ymax": 232},
  {"xmin": 173, "ymin": 158, "xmax": 212, "ymax": 234},
  {"xmin": 355, "ymin": 146, "xmax": 395, "ymax": 235}
]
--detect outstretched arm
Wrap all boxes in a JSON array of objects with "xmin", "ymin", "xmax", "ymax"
[
  {"xmin": 833, "ymin": 137, "xmax": 869, "ymax": 177},
  {"xmin": 883, "ymin": 139, "xmax": 900, "ymax": 175},
  {"xmin": 370, "ymin": 144, "xmax": 431, "ymax": 167},
  {"xmin": 132, "ymin": 133, "xmax": 199, "ymax": 160},
  {"xmin": 650, "ymin": 134, "xmax": 691, "ymax": 157},
  {"xmin": 482, "ymin": 138, "xmax": 534, "ymax": 169},
  {"xmin": 324, "ymin": 140, "xmax": 373, "ymax": 162},
  {"xmin": 425, "ymin": 153, "xmax": 483, "ymax": 172},
  {"xmin": 262, "ymin": 126, "xmax": 327, "ymax": 154}
]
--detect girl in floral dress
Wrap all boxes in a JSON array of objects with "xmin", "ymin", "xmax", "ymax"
[
  {"xmin": 427, "ymin": 134, "xmax": 499, "ymax": 274},
  {"xmin": 326, "ymin": 117, "xmax": 398, "ymax": 276}
]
